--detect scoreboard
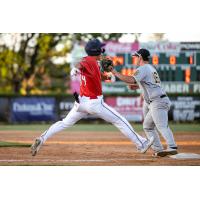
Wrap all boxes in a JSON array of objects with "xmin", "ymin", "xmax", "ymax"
[
  {"xmin": 110, "ymin": 51, "xmax": 200, "ymax": 83},
  {"xmin": 101, "ymin": 42, "xmax": 200, "ymax": 94}
]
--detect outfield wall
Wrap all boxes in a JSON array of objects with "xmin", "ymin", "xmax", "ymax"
[{"xmin": 0, "ymin": 95, "xmax": 200, "ymax": 123}]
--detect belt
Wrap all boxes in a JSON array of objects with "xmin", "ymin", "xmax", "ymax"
[
  {"xmin": 149, "ymin": 94, "xmax": 167, "ymax": 103},
  {"xmin": 160, "ymin": 94, "xmax": 167, "ymax": 98}
]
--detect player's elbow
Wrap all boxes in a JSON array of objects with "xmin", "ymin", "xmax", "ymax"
[{"xmin": 125, "ymin": 76, "xmax": 136, "ymax": 84}]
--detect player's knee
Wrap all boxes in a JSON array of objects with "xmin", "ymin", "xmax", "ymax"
[
  {"xmin": 143, "ymin": 121, "xmax": 154, "ymax": 131},
  {"xmin": 60, "ymin": 120, "xmax": 72, "ymax": 128},
  {"xmin": 110, "ymin": 118, "xmax": 121, "ymax": 126},
  {"xmin": 156, "ymin": 124, "xmax": 168, "ymax": 132}
]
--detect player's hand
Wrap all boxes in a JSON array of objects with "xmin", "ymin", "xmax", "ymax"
[
  {"xmin": 106, "ymin": 72, "xmax": 116, "ymax": 82},
  {"xmin": 70, "ymin": 67, "xmax": 80, "ymax": 77}
]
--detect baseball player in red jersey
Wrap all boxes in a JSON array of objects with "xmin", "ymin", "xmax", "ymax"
[{"xmin": 31, "ymin": 39, "xmax": 154, "ymax": 156}]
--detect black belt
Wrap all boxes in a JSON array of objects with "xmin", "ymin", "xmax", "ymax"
[
  {"xmin": 160, "ymin": 94, "xmax": 167, "ymax": 98},
  {"xmin": 149, "ymin": 94, "xmax": 167, "ymax": 103}
]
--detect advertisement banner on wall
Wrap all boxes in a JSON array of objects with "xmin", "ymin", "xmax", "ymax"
[
  {"xmin": 11, "ymin": 97, "xmax": 56, "ymax": 122},
  {"xmin": 3, "ymin": 95, "xmax": 200, "ymax": 123},
  {"xmin": 104, "ymin": 96, "xmax": 200, "ymax": 122},
  {"xmin": 57, "ymin": 97, "xmax": 74, "ymax": 120},
  {"xmin": 170, "ymin": 96, "xmax": 200, "ymax": 122},
  {"xmin": 105, "ymin": 41, "xmax": 139, "ymax": 53},
  {"xmin": 57, "ymin": 97, "xmax": 98, "ymax": 121},
  {"xmin": 105, "ymin": 96, "xmax": 144, "ymax": 122},
  {"xmin": 140, "ymin": 42, "xmax": 181, "ymax": 53}
]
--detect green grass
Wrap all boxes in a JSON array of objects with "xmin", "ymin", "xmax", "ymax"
[
  {"xmin": 0, "ymin": 141, "xmax": 31, "ymax": 148},
  {"xmin": 0, "ymin": 123, "xmax": 199, "ymax": 133}
]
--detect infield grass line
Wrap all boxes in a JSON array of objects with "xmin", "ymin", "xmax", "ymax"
[
  {"xmin": 0, "ymin": 123, "xmax": 200, "ymax": 132},
  {"xmin": 0, "ymin": 141, "xmax": 31, "ymax": 147}
]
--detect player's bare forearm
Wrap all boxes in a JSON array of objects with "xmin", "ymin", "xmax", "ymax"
[{"xmin": 112, "ymin": 69, "xmax": 136, "ymax": 84}]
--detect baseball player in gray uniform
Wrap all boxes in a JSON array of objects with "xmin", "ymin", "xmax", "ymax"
[{"xmin": 110, "ymin": 48, "xmax": 178, "ymax": 157}]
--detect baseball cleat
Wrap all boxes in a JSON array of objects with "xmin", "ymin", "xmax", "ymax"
[
  {"xmin": 140, "ymin": 136, "xmax": 154, "ymax": 154},
  {"xmin": 153, "ymin": 148, "xmax": 178, "ymax": 157},
  {"xmin": 31, "ymin": 138, "xmax": 43, "ymax": 156}
]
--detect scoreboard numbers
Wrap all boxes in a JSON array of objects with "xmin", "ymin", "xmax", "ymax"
[
  {"xmin": 121, "ymin": 68, "xmax": 136, "ymax": 76},
  {"xmin": 132, "ymin": 56, "xmax": 137, "ymax": 65},
  {"xmin": 112, "ymin": 56, "xmax": 124, "ymax": 66},
  {"xmin": 152, "ymin": 55, "xmax": 159, "ymax": 65},
  {"xmin": 169, "ymin": 55, "xmax": 176, "ymax": 65},
  {"xmin": 189, "ymin": 55, "xmax": 194, "ymax": 65},
  {"xmin": 185, "ymin": 68, "xmax": 191, "ymax": 83}
]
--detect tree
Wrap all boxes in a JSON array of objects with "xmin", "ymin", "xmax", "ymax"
[{"xmin": 0, "ymin": 33, "xmax": 71, "ymax": 94}]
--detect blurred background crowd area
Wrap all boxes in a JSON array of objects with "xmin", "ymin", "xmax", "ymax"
[{"xmin": 0, "ymin": 33, "xmax": 200, "ymax": 123}]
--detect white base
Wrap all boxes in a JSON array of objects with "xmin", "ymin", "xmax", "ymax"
[{"xmin": 169, "ymin": 153, "xmax": 200, "ymax": 159}]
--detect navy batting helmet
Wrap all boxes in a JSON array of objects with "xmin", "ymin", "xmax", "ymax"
[{"xmin": 85, "ymin": 39, "xmax": 106, "ymax": 56}]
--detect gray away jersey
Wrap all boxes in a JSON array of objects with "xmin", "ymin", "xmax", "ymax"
[{"xmin": 133, "ymin": 64, "xmax": 166, "ymax": 103}]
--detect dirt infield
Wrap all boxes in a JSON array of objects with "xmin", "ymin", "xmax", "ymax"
[{"xmin": 0, "ymin": 130, "xmax": 200, "ymax": 166}]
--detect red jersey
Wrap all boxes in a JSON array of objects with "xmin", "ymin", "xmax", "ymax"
[{"xmin": 79, "ymin": 56, "xmax": 102, "ymax": 98}]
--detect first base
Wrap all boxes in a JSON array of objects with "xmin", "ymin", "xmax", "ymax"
[{"xmin": 169, "ymin": 153, "xmax": 200, "ymax": 159}]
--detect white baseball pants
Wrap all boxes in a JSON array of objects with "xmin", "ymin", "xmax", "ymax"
[{"xmin": 40, "ymin": 95, "xmax": 147, "ymax": 149}]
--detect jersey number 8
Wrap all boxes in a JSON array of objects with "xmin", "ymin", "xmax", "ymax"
[{"xmin": 153, "ymin": 72, "xmax": 161, "ymax": 84}]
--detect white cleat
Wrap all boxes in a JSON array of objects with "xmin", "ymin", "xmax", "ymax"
[
  {"xmin": 140, "ymin": 136, "xmax": 154, "ymax": 154},
  {"xmin": 31, "ymin": 138, "xmax": 43, "ymax": 156}
]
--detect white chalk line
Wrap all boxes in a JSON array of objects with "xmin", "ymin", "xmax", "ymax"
[{"xmin": 1, "ymin": 155, "xmax": 199, "ymax": 163}]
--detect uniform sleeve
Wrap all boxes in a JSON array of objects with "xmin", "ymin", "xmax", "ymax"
[
  {"xmin": 133, "ymin": 66, "xmax": 147, "ymax": 82},
  {"xmin": 79, "ymin": 58, "xmax": 86, "ymax": 70}
]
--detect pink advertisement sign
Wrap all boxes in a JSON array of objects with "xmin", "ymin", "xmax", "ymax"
[
  {"xmin": 105, "ymin": 41, "xmax": 139, "ymax": 53},
  {"xmin": 105, "ymin": 96, "xmax": 144, "ymax": 122}
]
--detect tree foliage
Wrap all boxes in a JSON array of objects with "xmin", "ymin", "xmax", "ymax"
[{"xmin": 0, "ymin": 33, "xmax": 71, "ymax": 94}]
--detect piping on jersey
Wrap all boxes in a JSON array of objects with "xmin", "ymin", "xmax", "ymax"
[
  {"xmin": 143, "ymin": 81, "xmax": 160, "ymax": 88},
  {"xmin": 101, "ymin": 100, "xmax": 144, "ymax": 148},
  {"xmin": 141, "ymin": 84, "xmax": 151, "ymax": 103}
]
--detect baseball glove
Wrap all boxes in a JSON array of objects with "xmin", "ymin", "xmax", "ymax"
[{"xmin": 100, "ymin": 56, "xmax": 114, "ymax": 72}]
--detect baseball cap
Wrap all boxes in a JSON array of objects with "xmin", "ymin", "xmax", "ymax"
[
  {"xmin": 85, "ymin": 39, "xmax": 106, "ymax": 56},
  {"xmin": 132, "ymin": 48, "xmax": 150, "ymax": 61}
]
